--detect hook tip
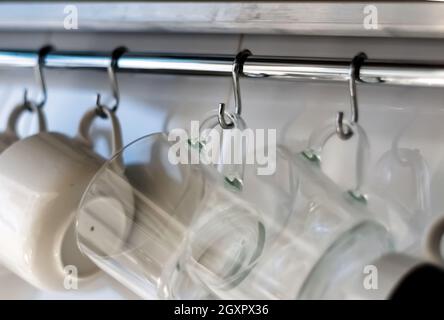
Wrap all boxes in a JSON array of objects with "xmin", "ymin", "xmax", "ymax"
[
  {"xmin": 336, "ymin": 111, "xmax": 353, "ymax": 140},
  {"xmin": 218, "ymin": 102, "xmax": 234, "ymax": 129}
]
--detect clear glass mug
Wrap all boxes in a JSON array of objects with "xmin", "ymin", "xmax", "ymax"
[
  {"xmin": 301, "ymin": 118, "xmax": 422, "ymax": 250},
  {"xmin": 176, "ymin": 109, "xmax": 297, "ymax": 298},
  {"xmin": 76, "ymin": 121, "xmax": 298, "ymax": 299},
  {"xmin": 77, "ymin": 132, "xmax": 203, "ymax": 299},
  {"xmin": 297, "ymin": 120, "xmax": 385, "ymax": 297},
  {"xmin": 184, "ymin": 151, "xmax": 393, "ymax": 299},
  {"xmin": 179, "ymin": 113, "xmax": 390, "ymax": 299},
  {"xmin": 194, "ymin": 119, "xmax": 392, "ymax": 299}
]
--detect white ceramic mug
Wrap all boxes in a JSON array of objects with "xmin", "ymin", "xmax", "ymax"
[
  {"xmin": 0, "ymin": 106, "xmax": 122, "ymax": 291},
  {"xmin": 425, "ymin": 215, "xmax": 444, "ymax": 266},
  {"xmin": 0, "ymin": 103, "xmax": 47, "ymax": 277}
]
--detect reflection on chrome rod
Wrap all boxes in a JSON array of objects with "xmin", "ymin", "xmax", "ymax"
[{"xmin": 1, "ymin": 48, "xmax": 444, "ymax": 87}]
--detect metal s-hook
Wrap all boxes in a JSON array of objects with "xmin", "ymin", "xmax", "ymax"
[
  {"xmin": 95, "ymin": 46, "xmax": 127, "ymax": 118},
  {"xmin": 336, "ymin": 52, "xmax": 367, "ymax": 140},
  {"xmin": 23, "ymin": 45, "xmax": 53, "ymax": 111},
  {"xmin": 218, "ymin": 49, "xmax": 252, "ymax": 129}
]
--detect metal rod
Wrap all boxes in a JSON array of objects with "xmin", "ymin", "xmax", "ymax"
[{"xmin": 1, "ymin": 49, "xmax": 444, "ymax": 87}]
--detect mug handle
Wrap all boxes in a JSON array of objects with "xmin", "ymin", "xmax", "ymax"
[
  {"xmin": 425, "ymin": 215, "xmax": 444, "ymax": 266},
  {"xmin": 301, "ymin": 122, "xmax": 336, "ymax": 163},
  {"xmin": 197, "ymin": 109, "xmax": 247, "ymax": 191},
  {"xmin": 75, "ymin": 107, "xmax": 123, "ymax": 164},
  {"xmin": 301, "ymin": 119, "xmax": 370, "ymax": 201},
  {"xmin": 389, "ymin": 129, "xmax": 432, "ymax": 216},
  {"xmin": 4, "ymin": 102, "xmax": 47, "ymax": 139}
]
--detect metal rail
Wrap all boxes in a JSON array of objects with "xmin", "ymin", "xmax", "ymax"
[{"xmin": 1, "ymin": 49, "xmax": 444, "ymax": 87}]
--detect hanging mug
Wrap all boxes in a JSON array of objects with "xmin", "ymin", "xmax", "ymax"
[
  {"xmin": 177, "ymin": 108, "xmax": 297, "ymax": 299},
  {"xmin": 0, "ymin": 106, "xmax": 123, "ymax": 291},
  {"xmin": 301, "ymin": 117, "xmax": 423, "ymax": 250},
  {"xmin": 77, "ymin": 132, "xmax": 212, "ymax": 299},
  {"xmin": 0, "ymin": 103, "xmax": 47, "ymax": 277},
  {"xmin": 299, "ymin": 119, "xmax": 371, "ymax": 242},
  {"xmin": 182, "ymin": 151, "xmax": 393, "ymax": 299}
]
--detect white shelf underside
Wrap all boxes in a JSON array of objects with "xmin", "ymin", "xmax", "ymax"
[{"xmin": 0, "ymin": 2, "xmax": 444, "ymax": 38}]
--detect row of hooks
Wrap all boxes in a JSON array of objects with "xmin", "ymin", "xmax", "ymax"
[
  {"xmin": 23, "ymin": 45, "xmax": 127, "ymax": 119},
  {"xmin": 17, "ymin": 45, "xmax": 367, "ymax": 141}
]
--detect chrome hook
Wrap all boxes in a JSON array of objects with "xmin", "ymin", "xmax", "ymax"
[
  {"xmin": 218, "ymin": 49, "xmax": 251, "ymax": 129},
  {"xmin": 23, "ymin": 45, "xmax": 53, "ymax": 111},
  {"xmin": 336, "ymin": 52, "xmax": 367, "ymax": 140},
  {"xmin": 95, "ymin": 46, "xmax": 127, "ymax": 118}
]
